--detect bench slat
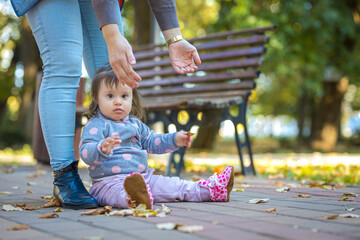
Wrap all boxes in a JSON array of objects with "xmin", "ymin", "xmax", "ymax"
[
  {"xmin": 139, "ymin": 70, "xmax": 258, "ymax": 88},
  {"xmin": 139, "ymin": 81, "xmax": 255, "ymax": 97},
  {"xmin": 133, "ymin": 46, "xmax": 265, "ymax": 70},
  {"xmin": 142, "ymin": 90, "xmax": 249, "ymax": 110},
  {"xmin": 134, "ymin": 35, "xmax": 268, "ymax": 60},
  {"xmin": 138, "ymin": 57, "xmax": 261, "ymax": 79}
]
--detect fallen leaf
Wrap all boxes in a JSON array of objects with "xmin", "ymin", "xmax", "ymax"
[
  {"xmin": 345, "ymin": 208, "xmax": 356, "ymax": 212},
  {"xmin": 2, "ymin": 204, "xmax": 23, "ymax": 211},
  {"xmin": 249, "ymin": 198, "xmax": 269, "ymax": 204},
  {"xmin": 293, "ymin": 194, "xmax": 311, "ymax": 198},
  {"xmin": 177, "ymin": 225, "xmax": 204, "ymax": 233},
  {"xmin": 11, "ymin": 186, "xmax": 19, "ymax": 190},
  {"xmin": 54, "ymin": 207, "xmax": 63, "ymax": 212},
  {"xmin": 103, "ymin": 206, "xmax": 113, "ymax": 213},
  {"xmin": 25, "ymin": 190, "xmax": 33, "ymax": 194},
  {"xmin": 186, "ymin": 132, "xmax": 195, "ymax": 137},
  {"xmin": 233, "ymin": 189, "xmax": 244, "ymax": 192},
  {"xmin": 343, "ymin": 192, "xmax": 358, "ymax": 197},
  {"xmin": 338, "ymin": 197, "xmax": 354, "ymax": 201},
  {"xmin": 38, "ymin": 213, "xmax": 59, "ymax": 219},
  {"xmin": 324, "ymin": 215, "xmax": 339, "ymax": 220},
  {"xmin": 264, "ymin": 208, "xmax": 276, "ymax": 213},
  {"xmin": 237, "ymin": 184, "xmax": 250, "ymax": 188},
  {"xmin": 339, "ymin": 214, "xmax": 360, "ymax": 218},
  {"xmin": 22, "ymin": 206, "xmax": 40, "ymax": 210},
  {"xmin": 80, "ymin": 209, "xmax": 105, "ymax": 216},
  {"xmin": 156, "ymin": 222, "xmax": 179, "ymax": 230},
  {"xmin": 41, "ymin": 195, "xmax": 54, "ymax": 199},
  {"xmin": 7, "ymin": 224, "xmax": 30, "ymax": 231},
  {"xmin": 162, "ymin": 204, "xmax": 172, "ymax": 214},
  {"xmin": 308, "ymin": 182, "xmax": 324, "ymax": 188},
  {"xmin": 322, "ymin": 185, "xmax": 334, "ymax": 190},
  {"xmin": 276, "ymin": 187, "xmax": 290, "ymax": 193},
  {"xmin": 0, "ymin": 192, "xmax": 12, "ymax": 194},
  {"xmin": 27, "ymin": 173, "xmax": 43, "ymax": 178},
  {"xmin": 16, "ymin": 203, "xmax": 26, "ymax": 208},
  {"xmin": 42, "ymin": 198, "xmax": 61, "ymax": 208},
  {"xmin": 109, "ymin": 209, "xmax": 134, "ymax": 216}
]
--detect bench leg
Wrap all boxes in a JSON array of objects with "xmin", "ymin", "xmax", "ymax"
[
  {"xmin": 165, "ymin": 146, "xmax": 187, "ymax": 176},
  {"xmin": 231, "ymin": 100, "xmax": 256, "ymax": 176}
]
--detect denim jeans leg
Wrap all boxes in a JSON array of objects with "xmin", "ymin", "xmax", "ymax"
[
  {"xmin": 79, "ymin": 0, "xmax": 123, "ymax": 79},
  {"xmin": 26, "ymin": 0, "xmax": 83, "ymax": 171}
]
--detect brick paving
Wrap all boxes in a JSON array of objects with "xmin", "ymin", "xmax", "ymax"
[{"xmin": 0, "ymin": 165, "xmax": 359, "ymax": 240}]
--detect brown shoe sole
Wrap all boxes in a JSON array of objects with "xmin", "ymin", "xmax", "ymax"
[
  {"xmin": 124, "ymin": 174, "xmax": 151, "ymax": 209},
  {"xmin": 226, "ymin": 166, "xmax": 235, "ymax": 202}
]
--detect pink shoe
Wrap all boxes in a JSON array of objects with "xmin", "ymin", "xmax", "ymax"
[
  {"xmin": 198, "ymin": 166, "xmax": 235, "ymax": 202},
  {"xmin": 124, "ymin": 172, "xmax": 153, "ymax": 209}
]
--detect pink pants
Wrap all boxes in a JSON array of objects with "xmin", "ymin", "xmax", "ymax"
[{"xmin": 89, "ymin": 168, "xmax": 211, "ymax": 209}]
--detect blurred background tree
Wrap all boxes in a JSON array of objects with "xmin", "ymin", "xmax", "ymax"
[{"xmin": 0, "ymin": 0, "xmax": 360, "ymax": 153}]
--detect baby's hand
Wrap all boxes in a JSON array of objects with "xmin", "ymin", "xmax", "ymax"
[
  {"xmin": 175, "ymin": 131, "xmax": 193, "ymax": 148},
  {"xmin": 101, "ymin": 136, "xmax": 122, "ymax": 155}
]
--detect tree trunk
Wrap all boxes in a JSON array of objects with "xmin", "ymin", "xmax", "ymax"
[
  {"xmin": 132, "ymin": 0, "xmax": 152, "ymax": 46},
  {"xmin": 297, "ymin": 90, "xmax": 307, "ymax": 146},
  {"xmin": 310, "ymin": 77, "xmax": 348, "ymax": 151}
]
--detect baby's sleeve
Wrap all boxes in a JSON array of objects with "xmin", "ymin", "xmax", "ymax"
[
  {"xmin": 138, "ymin": 121, "xmax": 179, "ymax": 154},
  {"xmin": 79, "ymin": 118, "xmax": 112, "ymax": 166}
]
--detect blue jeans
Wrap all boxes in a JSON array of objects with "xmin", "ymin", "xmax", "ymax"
[{"xmin": 26, "ymin": 0, "xmax": 123, "ymax": 171}]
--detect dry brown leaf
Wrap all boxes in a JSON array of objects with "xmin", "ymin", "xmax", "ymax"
[
  {"xmin": 249, "ymin": 198, "xmax": 269, "ymax": 204},
  {"xmin": 41, "ymin": 195, "xmax": 54, "ymax": 199},
  {"xmin": 17, "ymin": 203, "xmax": 40, "ymax": 211},
  {"xmin": 324, "ymin": 215, "xmax": 339, "ymax": 220},
  {"xmin": 38, "ymin": 213, "xmax": 59, "ymax": 219},
  {"xmin": 338, "ymin": 197, "xmax": 354, "ymax": 201},
  {"xmin": 186, "ymin": 132, "xmax": 195, "ymax": 137},
  {"xmin": 103, "ymin": 206, "xmax": 113, "ymax": 213},
  {"xmin": 80, "ymin": 209, "xmax": 104, "ymax": 216},
  {"xmin": 264, "ymin": 208, "xmax": 276, "ymax": 213},
  {"xmin": 0, "ymin": 192, "xmax": 12, "ymax": 194},
  {"xmin": 7, "ymin": 224, "xmax": 30, "ymax": 231},
  {"xmin": 293, "ymin": 194, "xmax": 311, "ymax": 198},
  {"xmin": 25, "ymin": 190, "xmax": 33, "ymax": 194},
  {"xmin": 308, "ymin": 182, "xmax": 324, "ymax": 188},
  {"xmin": 322, "ymin": 185, "xmax": 335, "ymax": 190},
  {"xmin": 343, "ymin": 192, "xmax": 358, "ymax": 197},
  {"xmin": 16, "ymin": 203, "xmax": 26, "ymax": 208},
  {"xmin": 27, "ymin": 173, "xmax": 43, "ymax": 178},
  {"xmin": 42, "ymin": 198, "xmax": 61, "ymax": 208}
]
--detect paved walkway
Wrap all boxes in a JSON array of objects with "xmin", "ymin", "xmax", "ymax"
[{"xmin": 0, "ymin": 164, "xmax": 359, "ymax": 240}]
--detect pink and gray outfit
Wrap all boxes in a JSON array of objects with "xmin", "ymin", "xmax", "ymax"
[{"xmin": 79, "ymin": 111, "xmax": 211, "ymax": 208}]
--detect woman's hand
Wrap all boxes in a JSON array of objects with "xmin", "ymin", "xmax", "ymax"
[
  {"xmin": 102, "ymin": 24, "xmax": 141, "ymax": 88},
  {"xmin": 175, "ymin": 131, "xmax": 193, "ymax": 148},
  {"xmin": 169, "ymin": 40, "xmax": 201, "ymax": 74},
  {"xmin": 101, "ymin": 136, "xmax": 122, "ymax": 155}
]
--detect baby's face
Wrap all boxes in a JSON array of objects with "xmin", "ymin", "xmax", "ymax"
[{"xmin": 97, "ymin": 81, "xmax": 133, "ymax": 121}]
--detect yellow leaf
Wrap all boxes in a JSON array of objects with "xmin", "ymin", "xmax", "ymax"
[
  {"xmin": 25, "ymin": 190, "xmax": 33, "ymax": 194},
  {"xmin": 233, "ymin": 189, "xmax": 244, "ymax": 192},
  {"xmin": 338, "ymin": 197, "xmax": 354, "ymax": 201},
  {"xmin": 343, "ymin": 192, "xmax": 358, "ymax": 197},
  {"xmin": 53, "ymin": 207, "xmax": 63, "ymax": 212}
]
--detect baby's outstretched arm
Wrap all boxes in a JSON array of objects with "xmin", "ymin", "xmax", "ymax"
[
  {"xmin": 101, "ymin": 136, "xmax": 122, "ymax": 155},
  {"xmin": 175, "ymin": 131, "xmax": 193, "ymax": 148}
]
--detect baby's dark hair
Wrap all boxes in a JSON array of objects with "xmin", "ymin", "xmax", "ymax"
[{"xmin": 86, "ymin": 66, "xmax": 145, "ymax": 121}]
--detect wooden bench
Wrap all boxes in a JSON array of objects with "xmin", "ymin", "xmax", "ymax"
[
  {"xmin": 132, "ymin": 25, "xmax": 275, "ymax": 176},
  {"xmin": 33, "ymin": 25, "xmax": 275, "ymax": 176}
]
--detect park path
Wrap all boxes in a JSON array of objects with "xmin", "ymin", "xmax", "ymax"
[{"xmin": 0, "ymin": 164, "xmax": 359, "ymax": 240}]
